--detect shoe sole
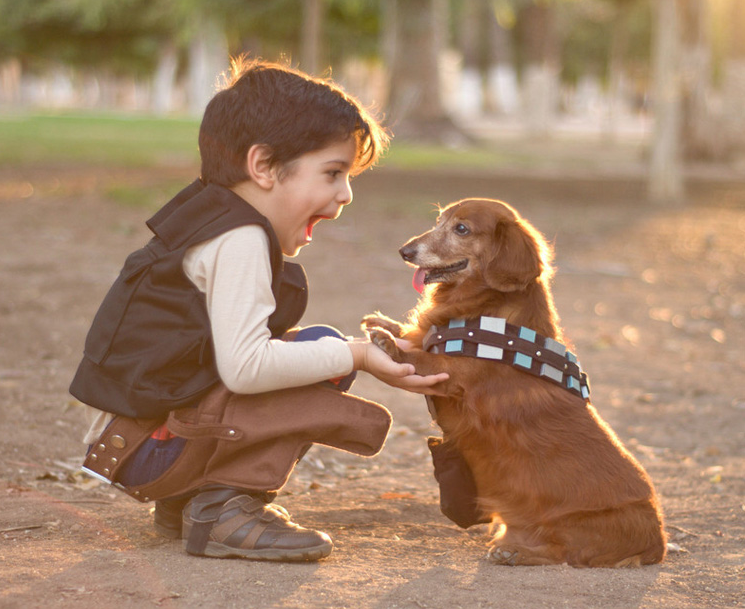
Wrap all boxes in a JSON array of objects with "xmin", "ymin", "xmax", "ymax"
[{"xmin": 183, "ymin": 539, "xmax": 333, "ymax": 562}]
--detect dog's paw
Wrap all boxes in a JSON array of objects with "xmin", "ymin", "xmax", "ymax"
[
  {"xmin": 367, "ymin": 327, "xmax": 403, "ymax": 361},
  {"xmin": 361, "ymin": 313, "xmax": 402, "ymax": 337},
  {"xmin": 487, "ymin": 546, "xmax": 519, "ymax": 566}
]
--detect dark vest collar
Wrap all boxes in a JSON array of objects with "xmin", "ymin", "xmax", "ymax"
[
  {"xmin": 146, "ymin": 178, "xmax": 306, "ymax": 338},
  {"xmin": 146, "ymin": 180, "xmax": 276, "ymax": 254},
  {"xmin": 423, "ymin": 316, "xmax": 590, "ymax": 401}
]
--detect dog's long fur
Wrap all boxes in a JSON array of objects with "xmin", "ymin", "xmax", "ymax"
[{"xmin": 364, "ymin": 198, "xmax": 666, "ymax": 567}]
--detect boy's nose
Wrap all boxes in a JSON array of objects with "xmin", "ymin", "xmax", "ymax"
[{"xmin": 338, "ymin": 180, "xmax": 353, "ymax": 205}]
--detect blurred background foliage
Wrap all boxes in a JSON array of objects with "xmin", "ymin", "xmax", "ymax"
[{"xmin": 1, "ymin": 0, "xmax": 743, "ymax": 203}]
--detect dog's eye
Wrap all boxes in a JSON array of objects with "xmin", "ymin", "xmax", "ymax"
[{"xmin": 454, "ymin": 223, "xmax": 470, "ymax": 236}]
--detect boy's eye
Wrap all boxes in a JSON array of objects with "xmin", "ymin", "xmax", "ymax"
[{"xmin": 454, "ymin": 223, "xmax": 470, "ymax": 236}]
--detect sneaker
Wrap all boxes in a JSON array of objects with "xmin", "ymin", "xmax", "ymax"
[
  {"xmin": 182, "ymin": 490, "xmax": 332, "ymax": 562},
  {"xmin": 154, "ymin": 492, "xmax": 288, "ymax": 539}
]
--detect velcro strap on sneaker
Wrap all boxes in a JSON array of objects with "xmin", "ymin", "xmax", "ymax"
[
  {"xmin": 184, "ymin": 487, "xmax": 244, "ymax": 554},
  {"xmin": 185, "ymin": 520, "xmax": 214, "ymax": 555}
]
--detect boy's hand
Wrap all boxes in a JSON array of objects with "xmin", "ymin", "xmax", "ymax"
[{"xmin": 348, "ymin": 340, "xmax": 449, "ymax": 396}]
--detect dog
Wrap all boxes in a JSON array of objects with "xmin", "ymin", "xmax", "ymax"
[{"xmin": 363, "ymin": 198, "xmax": 667, "ymax": 567}]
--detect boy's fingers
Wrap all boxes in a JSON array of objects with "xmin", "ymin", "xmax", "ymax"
[
  {"xmin": 427, "ymin": 373, "xmax": 449, "ymax": 384},
  {"xmin": 401, "ymin": 363, "xmax": 417, "ymax": 376},
  {"xmin": 384, "ymin": 360, "xmax": 414, "ymax": 376},
  {"xmin": 420, "ymin": 371, "xmax": 448, "ymax": 381},
  {"xmin": 387, "ymin": 361, "xmax": 448, "ymax": 383},
  {"xmin": 399, "ymin": 372, "xmax": 449, "ymax": 387}
]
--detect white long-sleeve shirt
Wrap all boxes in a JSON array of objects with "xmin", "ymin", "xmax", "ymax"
[
  {"xmin": 84, "ymin": 224, "xmax": 354, "ymax": 443},
  {"xmin": 183, "ymin": 224, "xmax": 353, "ymax": 391}
]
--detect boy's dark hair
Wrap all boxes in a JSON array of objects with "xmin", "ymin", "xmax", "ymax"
[{"xmin": 199, "ymin": 56, "xmax": 389, "ymax": 186}]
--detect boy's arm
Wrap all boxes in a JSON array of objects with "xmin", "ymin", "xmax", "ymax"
[{"xmin": 185, "ymin": 226, "xmax": 355, "ymax": 394}]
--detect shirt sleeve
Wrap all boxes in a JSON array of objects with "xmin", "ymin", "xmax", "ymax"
[{"xmin": 182, "ymin": 225, "xmax": 354, "ymax": 394}]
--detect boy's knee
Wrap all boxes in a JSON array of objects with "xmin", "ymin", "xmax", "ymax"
[
  {"xmin": 292, "ymin": 325, "xmax": 346, "ymax": 343},
  {"xmin": 289, "ymin": 325, "xmax": 355, "ymax": 391}
]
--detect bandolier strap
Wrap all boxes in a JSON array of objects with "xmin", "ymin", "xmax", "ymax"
[{"xmin": 423, "ymin": 316, "xmax": 590, "ymax": 401}]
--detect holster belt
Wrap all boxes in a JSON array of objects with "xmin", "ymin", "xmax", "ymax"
[
  {"xmin": 81, "ymin": 416, "xmax": 164, "ymax": 494},
  {"xmin": 81, "ymin": 382, "xmax": 392, "ymax": 503}
]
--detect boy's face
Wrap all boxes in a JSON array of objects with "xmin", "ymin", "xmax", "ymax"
[{"xmin": 268, "ymin": 138, "xmax": 356, "ymax": 257}]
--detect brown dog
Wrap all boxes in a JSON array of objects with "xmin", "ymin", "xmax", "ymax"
[{"xmin": 364, "ymin": 198, "xmax": 666, "ymax": 567}]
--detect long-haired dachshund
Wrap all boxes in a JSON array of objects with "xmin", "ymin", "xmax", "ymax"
[{"xmin": 364, "ymin": 198, "xmax": 666, "ymax": 567}]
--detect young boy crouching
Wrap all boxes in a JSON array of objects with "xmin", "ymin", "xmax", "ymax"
[{"xmin": 71, "ymin": 57, "xmax": 447, "ymax": 562}]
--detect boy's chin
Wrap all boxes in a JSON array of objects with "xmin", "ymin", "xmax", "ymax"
[
  {"xmin": 281, "ymin": 233, "xmax": 313, "ymax": 257},
  {"xmin": 283, "ymin": 244, "xmax": 305, "ymax": 258}
]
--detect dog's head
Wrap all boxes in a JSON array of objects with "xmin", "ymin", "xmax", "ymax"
[{"xmin": 400, "ymin": 198, "xmax": 554, "ymax": 293}]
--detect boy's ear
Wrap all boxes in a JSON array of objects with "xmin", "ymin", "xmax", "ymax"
[{"xmin": 246, "ymin": 144, "xmax": 275, "ymax": 189}]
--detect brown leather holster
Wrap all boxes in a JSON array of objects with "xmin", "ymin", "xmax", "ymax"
[
  {"xmin": 427, "ymin": 436, "xmax": 491, "ymax": 529},
  {"xmin": 82, "ymin": 382, "xmax": 392, "ymax": 502}
]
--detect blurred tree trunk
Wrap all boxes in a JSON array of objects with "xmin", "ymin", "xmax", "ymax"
[
  {"xmin": 485, "ymin": 4, "xmax": 517, "ymax": 115},
  {"xmin": 649, "ymin": 0, "xmax": 684, "ymax": 204},
  {"xmin": 188, "ymin": 14, "xmax": 228, "ymax": 117},
  {"xmin": 0, "ymin": 59, "xmax": 21, "ymax": 105},
  {"xmin": 385, "ymin": 0, "xmax": 464, "ymax": 142},
  {"xmin": 151, "ymin": 41, "xmax": 178, "ymax": 115},
  {"xmin": 679, "ymin": 0, "xmax": 718, "ymax": 159},
  {"xmin": 518, "ymin": 3, "xmax": 559, "ymax": 136},
  {"xmin": 456, "ymin": 0, "xmax": 483, "ymax": 117},
  {"xmin": 301, "ymin": 0, "xmax": 323, "ymax": 75},
  {"xmin": 721, "ymin": 0, "xmax": 745, "ymax": 156},
  {"xmin": 381, "ymin": 0, "xmax": 397, "ymax": 76},
  {"xmin": 603, "ymin": 2, "xmax": 632, "ymax": 139}
]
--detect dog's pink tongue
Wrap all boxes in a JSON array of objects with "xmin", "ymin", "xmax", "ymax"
[{"xmin": 413, "ymin": 268, "xmax": 426, "ymax": 293}]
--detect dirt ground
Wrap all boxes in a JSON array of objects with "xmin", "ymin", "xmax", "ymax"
[{"xmin": 0, "ymin": 160, "xmax": 743, "ymax": 609}]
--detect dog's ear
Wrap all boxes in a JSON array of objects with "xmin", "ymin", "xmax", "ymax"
[{"xmin": 483, "ymin": 220, "xmax": 542, "ymax": 292}]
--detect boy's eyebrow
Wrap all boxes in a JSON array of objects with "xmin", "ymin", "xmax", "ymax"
[{"xmin": 322, "ymin": 159, "xmax": 352, "ymax": 167}]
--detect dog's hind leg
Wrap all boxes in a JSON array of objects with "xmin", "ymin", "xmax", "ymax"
[{"xmin": 563, "ymin": 504, "xmax": 667, "ymax": 567}]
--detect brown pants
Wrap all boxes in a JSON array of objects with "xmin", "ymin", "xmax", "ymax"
[{"xmin": 83, "ymin": 382, "xmax": 392, "ymax": 502}]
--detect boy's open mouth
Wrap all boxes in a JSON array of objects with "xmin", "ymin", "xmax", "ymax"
[{"xmin": 305, "ymin": 215, "xmax": 328, "ymax": 241}]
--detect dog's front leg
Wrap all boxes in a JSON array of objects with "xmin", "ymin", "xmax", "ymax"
[
  {"xmin": 366, "ymin": 327, "xmax": 405, "ymax": 359},
  {"xmin": 361, "ymin": 312, "xmax": 404, "ymax": 338}
]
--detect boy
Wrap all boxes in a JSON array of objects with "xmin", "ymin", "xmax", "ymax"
[{"xmin": 70, "ymin": 57, "xmax": 447, "ymax": 562}]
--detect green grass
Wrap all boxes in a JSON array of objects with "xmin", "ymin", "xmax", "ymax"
[
  {"xmin": 381, "ymin": 142, "xmax": 533, "ymax": 171},
  {"xmin": 0, "ymin": 111, "xmax": 527, "ymax": 171},
  {"xmin": 104, "ymin": 180, "xmax": 192, "ymax": 209},
  {"xmin": 0, "ymin": 112, "xmax": 538, "ymax": 214},
  {"xmin": 0, "ymin": 111, "xmax": 200, "ymax": 167},
  {"xmin": 0, "ymin": 111, "xmax": 648, "ymax": 176}
]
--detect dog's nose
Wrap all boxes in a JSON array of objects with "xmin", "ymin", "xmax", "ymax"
[{"xmin": 399, "ymin": 243, "xmax": 417, "ymax": 262}]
